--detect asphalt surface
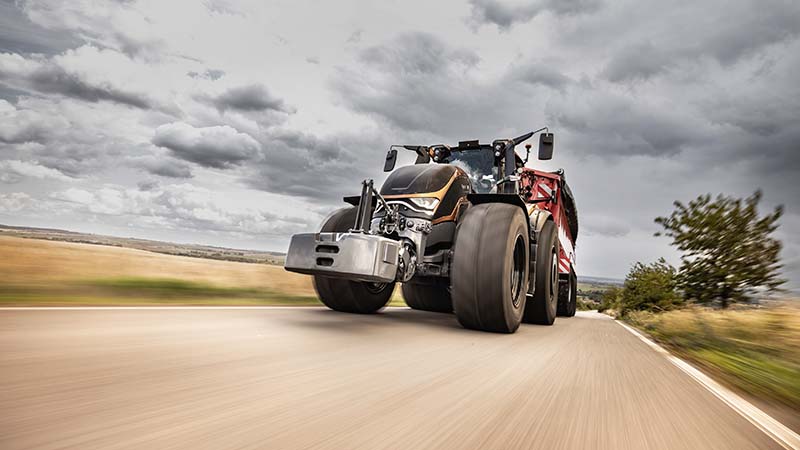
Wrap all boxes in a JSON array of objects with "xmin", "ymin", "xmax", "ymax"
[{"xmin": 0, "ymin": 308, "xmax": 784, "ymax": 450}]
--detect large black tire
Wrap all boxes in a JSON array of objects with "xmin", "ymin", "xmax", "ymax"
[
  {"xmin": 523, "ymin": 220, "xmax": 559, "ymax": 325},
  {"xmin": 557, "ymin": 269, "xmax": 577, "ymax": 317},
  {"xmin": 402, "ymin": 279, "xmax": 452, "ymax": 313},
  {"xmin": 451, "ymin": 203, "xmax": 529, "ymax": 333},
  {"xmin": 312, "ymin": 207, "xmax": 395, "ymax": 314}
]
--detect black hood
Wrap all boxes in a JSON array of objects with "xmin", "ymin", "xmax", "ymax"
[{"xmin": 380, "ymin": 164, "xmax": 458, "ymax": 196}]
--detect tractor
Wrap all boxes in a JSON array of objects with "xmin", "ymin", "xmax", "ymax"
[{"xmin": 285, "ymin": 128, "xmax": 578, "ymax": 333}]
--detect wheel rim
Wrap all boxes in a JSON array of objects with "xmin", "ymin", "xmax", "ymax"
[
  {"xmin": 365, "ymin": 282, "xmax": 388, "ymax": 294},
  {"xmin": 510, "ymin": 235, "xmax": 525, "ymax": 308}
]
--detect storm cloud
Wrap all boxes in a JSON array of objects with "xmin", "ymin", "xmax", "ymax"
[
  {"xmin": 0, "ymin": 2, "xmax": 81, "ymax": 55},
  {"xmin": 0, "ymin": 0, "xmax": 798, "ymax": 288},
  {"xmin": 468, "ymin": 0, "xmax": 602, "ymax": 29},
  {"xmin": 0, "ymin": 53, "xmax": 151, "ymax": 109},
  {"xmin": 210, "ymin": 84, "xmax": 294, "ymax": 114},
  {"xmin": 152, "ymin": 122, "xmax": 261, "ymax": 169}
]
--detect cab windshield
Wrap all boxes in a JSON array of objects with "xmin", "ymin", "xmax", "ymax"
[{"xmin": 446, "ymin": 149, "xmax": 500, "ymax": 193}]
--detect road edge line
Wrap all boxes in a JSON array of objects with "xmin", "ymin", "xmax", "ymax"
[{"xmin": 616, "ymin": 319, "xmax": 800, "ymax": 450}]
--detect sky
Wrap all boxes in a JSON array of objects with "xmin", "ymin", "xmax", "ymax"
[{"xmin": 0, "ymin": 0, "xmax": 798, "ymax": 289}]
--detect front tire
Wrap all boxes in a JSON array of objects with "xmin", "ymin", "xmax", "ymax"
[
  {"xmin": 523, "ymin": 220, "xmax": 559, "ymax": 325},
  {"xmin": 312, "ymin": 207, "xmax": 395, "ymax": 314},
  {"xmin": 451, "ymin": 203, "xmax": 528, "ymax": 333}
]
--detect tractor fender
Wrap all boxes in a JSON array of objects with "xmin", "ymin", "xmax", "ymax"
[
  {"xmin": 526, "ymin": 207, "xmax": 553, "ymax": 294},
  {"xmin": 528, "ymin": 208, "xmax": 553, "ymax": 238},
  {"xmin": 466, "ymin": 193, "xmax": 531, "ymax": 236}
]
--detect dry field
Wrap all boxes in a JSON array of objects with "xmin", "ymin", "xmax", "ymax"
[
  {"xmin": 0, "ymin": 235, "xmax": 320, "ymax": 305},
  {"xmin": 0, "ymin": 235, "xmax": 311, "ymax": 293}
]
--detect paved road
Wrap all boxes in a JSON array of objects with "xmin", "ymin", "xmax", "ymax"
[{"xmin": 0, "ymin": 308, "xmax": 784, "ymax": 450}]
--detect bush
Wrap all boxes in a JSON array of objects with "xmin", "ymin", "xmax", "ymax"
[
  {"xmin": 618, "ymin": 258, "xmax": 683, "ymax": 316},
  {"xmin": 598, "ymin": 259, "xmax": 683, "ymax": 317},
  {"xmin": 598, "ymin": 286, "xmax": 622, "ymax": 313},
  {"xmin": 577, "ymin": 298, "xmax": 600, "ymax": 311}
]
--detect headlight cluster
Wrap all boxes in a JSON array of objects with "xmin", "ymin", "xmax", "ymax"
[{"xmin": 408, "ymin": 197, "xmax": 439, "ymax": 211}]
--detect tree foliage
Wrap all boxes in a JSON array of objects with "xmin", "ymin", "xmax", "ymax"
[
  {"xmin": 597, "ymin": 260, "xmax": 682, "ymax": 316},
  {"xmin": 655, "ymin": 190, "xmax": 784, "ymax": 307},
  {"xmin": 598, "ymin": 286, "xmax": 622, "ymax": 313},
  {"xmin": 620, "ymin": 259, "xmax": 683, "ymax": 315}
]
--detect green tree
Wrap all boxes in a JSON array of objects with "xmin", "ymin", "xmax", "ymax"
[
  {"xmin": 620, "ymin": 259, "xmax": 683, "ymax": 315},
  {"xmin": 598, "ymin": 286, "xmax": 622, "ymax": 313},
  {"xmin": 655, "ymin": 190, "xmax": 784, "ymax": 307}
]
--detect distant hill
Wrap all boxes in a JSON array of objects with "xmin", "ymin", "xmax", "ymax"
[
  {"xmin": 578, "ymin": 275, "xmax": 624, "ymax": 286},
  {"xmin": 0, "ymin": 224, "xmax": 286, "ymax": 265}
]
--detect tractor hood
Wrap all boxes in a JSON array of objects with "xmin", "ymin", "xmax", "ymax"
[
  {"xmin": 380, "ymin": 164, "xmax": 459, "ymax": 197},
  {"xmin": 379, "ymin": 164, "xmax": 472, "ymax": 224}
]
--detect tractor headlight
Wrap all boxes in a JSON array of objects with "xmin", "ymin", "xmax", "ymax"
[{"xmin": 408, "ymin": 197, "xmax": 439, "ymax": 211}]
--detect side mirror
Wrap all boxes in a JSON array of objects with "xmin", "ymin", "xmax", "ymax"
[
  {"xmin": 383, "ymin": 149, "xmax": 398, "ymax": 172},
  {"xmin": 538, "ymin": 133, "xmax": 554, "ymax": 160}
]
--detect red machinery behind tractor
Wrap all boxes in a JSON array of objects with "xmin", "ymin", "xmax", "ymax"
[{"xmin": 285, "ymin": 128, "xmax": 578, "ymax": 333}]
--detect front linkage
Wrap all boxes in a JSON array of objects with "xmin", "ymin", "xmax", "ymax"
[{"xmin": 284, "ymin": 178, "xmax": 429, "ymax": 284}]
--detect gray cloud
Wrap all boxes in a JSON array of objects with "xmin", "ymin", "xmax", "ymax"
[
  {"xmin": 47, "ymin": 183, "xmax": 315, "ymax": 237},
  {"xmin": 468, "ymin": 0, "xmax": 601, "ymax": 29},
  {"xmin": 331, "ymin": 32, "xmax": 508, "ymax": 137},
  {"xmin": 187, "ymin": 69, "xmax": 225, "ymax": 80},
  {"xmin": 546, "ymin": 88, "xmax": 711, "ymax": 157},
  {"xmin": 0, "ymin": 53, "xmax": 151, "ymax": 109},
  {"xmin": 34, "ymin": 141, "xmax": 121, "ymax": 177},
  {"xmin": 359, "ymin": 32, "xmax": 479, "ymax": 75},
  {"xmin": 137, "ymin": 180, "xmax": 159, "ymax": 191},
  {"xmin": 698, "ymin": 0, "xmax": 800, "ymax": 65},
  {"xmin": 28, "ymin": 64, "xmax": 151, "ymax": 108},
  {"xmin": 513, "ymin": 63, "xmax": 574, "ymax": 90},
  {"xmin": 0, "ymin": 97, "xmax": 154, "ymax": 178},
  {"xmin": 0, "ymin": 2, "xmax": 81, "ymax": 55},
  {"xmin": 0, "ymin": 99, "xmax": 51, "ymax": 144},
  {"xmin": 241, "ymin": 129, "xmax": 384, "ymax": 201},
  {"xmin": 18, "ymin": 0, "xmax": 165, "ymax": 60},
  {"xmin": 132, "ymin": 154, "xmax": 194, "ymax": 179},
  {"xmin": 152, "ymin": 122, "xmax": 261, "ymax": 169},
  {"xmin": 0, "ymin": 159, "xmax": 72, "ymax": 183},
  {"xmin": 582, "ymin": 214, "xmax": 630, "ymax": 237},
  {"xmin": 210, "ymin": 84, "xmax": 294, "ymax": 114},
  {"xmin": 601, "ymin": 41, "xmax": 671, "ymax": 83},
  {"xmin": 588, "ymin": 0, "xmax": 800, "ymax": 84},
  {"xmin": 347, "ymin": 30, "xmax": 363, "ymax": 44}
]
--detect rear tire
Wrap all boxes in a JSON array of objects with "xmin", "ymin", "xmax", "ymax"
[
  {"xmin": 451, "ymin": 203, "xmax": 528, "ymax": 333},
  {"xmin": 557, "ymin": 269, "xmax": 577, "ymax": 317},
  {"xmin": 312, "ymin": 207, "xmax": 395, "ymax": 314},
  {"xmin": 402, "ymin": 279, "xmax": 452, "ymax": 313},
  {"xmin": 568, "ymin": 270, "xmax": 577, "ymax": 316},
  {"xmin": 523, "ymin": 220, "xmax": 559, "ymax": 325}
]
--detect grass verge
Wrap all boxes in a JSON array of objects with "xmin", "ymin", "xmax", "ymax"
[
  {"xmin": 0, "ymin": 276, "xmax": 409, "ymax": 307},
  {"xmin": 625, "ymin": 306, "xmax": 800, "ymax": 413}
]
